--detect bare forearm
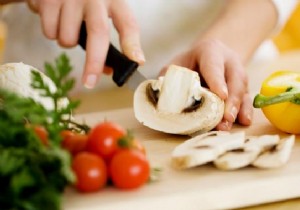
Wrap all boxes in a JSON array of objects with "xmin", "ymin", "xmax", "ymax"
[{"xmin": 199, "ymin": 0, "xmax": 278, "ymax": 64}]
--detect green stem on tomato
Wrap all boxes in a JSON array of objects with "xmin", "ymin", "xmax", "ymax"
[
  {"xmin": 253, "ymin": 88, "xmax": 300, "ymax": 108},
  {"xmin": 61, "ymin": 119, "xmax": 91, "ymax": 134}
]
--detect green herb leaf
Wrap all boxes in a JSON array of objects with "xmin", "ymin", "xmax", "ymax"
[{"xmin": 0, "ymin": 53, "xmax": 82, "ymax": 210}]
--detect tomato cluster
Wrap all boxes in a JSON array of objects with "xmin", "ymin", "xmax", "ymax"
[{"xmin": 60, "ymin": 121, "xmax": 150, "ymax": 192}]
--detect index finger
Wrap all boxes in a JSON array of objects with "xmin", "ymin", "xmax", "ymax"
[
  {"xmin": 223, "ymin": 58, "xmax": 247, "ymax": 123},
  {"xmin": 83, "ymin": 1, "xmax": 110, "ymax": 89},
  {"xmin": 197, "ymin": 47, "xmax": 228, "ymax": 100},
  {"xmin": 110, "ymin": 0, "xmax": 145, "ymax": 64}
]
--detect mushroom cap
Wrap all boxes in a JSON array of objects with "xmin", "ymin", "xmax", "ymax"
[
  {"xmin": 0, "ymin": 62, "xmax": 68, "ymax": 110},
  {"xmin": 134, "ymin": 79, "xmax": 224, "ymax": 135}
]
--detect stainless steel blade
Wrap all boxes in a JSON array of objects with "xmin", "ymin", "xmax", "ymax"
[{"xmin": 126, "ymin": 70, "xmax": 147, "ymax": 91}]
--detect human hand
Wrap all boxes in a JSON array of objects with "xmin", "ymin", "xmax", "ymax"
[
  {"xmin": 26, "ymin": 0, "xmax": 145, "ymax": 88},
  {"xmin": 160, "ymin": 39, "xmax": 253, "ymax": 131}
]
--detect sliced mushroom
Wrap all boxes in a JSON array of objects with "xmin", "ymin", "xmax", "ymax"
[
  {"xmin": 214, "ymin": 135, "xmax": 280, "ymax": 170},
  {"xmin": 133, "ymin": 65, "xmax": 224, "ymax": 135},
  {"xmin": 172, "ymin": 131, "xmax": 246, "ymax": 169},
  {"xmin": 0, "ymin": 62, "xmax": 68, "ymax": 110},
  {"xmin": 252, "ymin": 135, "xmax": 295, "ymax": 168}
]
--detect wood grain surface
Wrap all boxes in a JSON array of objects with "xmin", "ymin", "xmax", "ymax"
[
  {"xmin": 68, "ymin": 50, "xmax": 300, "ymax": 210},
  {"xmin": 63, "ymin": 107, "xmax": 300, "ymax": 210}
]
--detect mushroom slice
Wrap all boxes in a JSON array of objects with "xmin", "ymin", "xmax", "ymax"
[
  {"xmin": 214, "ymin": 135, "xmax": 280, "ymax": 170},
  {"xmin": 0, "ymin": 62, "xmax": 69, "ymax": 110},
  {"xmin": 133, "ymin": 65, "xmax": 224, "ymax": 135},
  {"xmin": 252, "ymin": 135, "xmax": 295, "ymax": 168},
  {"xmin": 172, "ymin": 131, "xmax": 245, "ymax": 169}
]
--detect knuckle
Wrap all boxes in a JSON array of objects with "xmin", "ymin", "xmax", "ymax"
[
  {"xmin": 196, "ymin": 39, "xmax": 224, "ymax": 56},
  {"xmin": 58, "ymin": 36, "xmax": 77, "ymax": 48},
  {"xmin": 199, "ymin": 40, "xmax": 213, "ymax": 51},
  {"xmin": 88, "ymin": 21, "xmax": 109, "ymax": 35},
  {"xmin": 203, "ymin": 39, "xmax": 222, "ymax": 48},
  {"xmin": 125, "ymin": 13, "xmax": 138, "ymax": 28},
  {"xmin": 233, "ymin": 68, "xmax": 247, "ymax": 84},
  {"xmin": 229, "ymin": 95, "xmax": 241, "ymax": 108},
  {"xmin": 242, "ymin": 74, "xmax": 248, "ymax": 87},
  {"xmin": 238, "ymin": 71, "xmax": 248, "ymax": 88},
  {"xmin": 229, "ymin": 51, "xmax": 241, "ymax": 61},
  {"xmin": 41, "ymin": 25, "xmax": 57, "ymax": 40},
  {"xmin": 44, "ymin": 31, "xmax": 56, "ymax": 40},
  {"xmin": 42, "ymin": 0, "xmax": 60, "ymax": 6},
  {"xmin": 125, "ymin": 18, "xmax": 139, "ymax": 32}
]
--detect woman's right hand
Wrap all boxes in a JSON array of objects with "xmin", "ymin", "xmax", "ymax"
[{"xmin": 24, "ymin": 0, "xmax": 145, "ymax": 88}]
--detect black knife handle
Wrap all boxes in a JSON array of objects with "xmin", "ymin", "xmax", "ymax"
[{"xmin": 78, "ymin": 22, "xmax": 139, "ymax": 87}]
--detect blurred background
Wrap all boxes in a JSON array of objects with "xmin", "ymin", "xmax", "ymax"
[{"xmin": 0, "ymin": 1, "xmax": 299, "ymax": 95}]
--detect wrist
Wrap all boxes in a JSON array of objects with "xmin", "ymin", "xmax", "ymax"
[{"xmin": 195, "ymin": 0, "xmax": 278, "ymax": 64}]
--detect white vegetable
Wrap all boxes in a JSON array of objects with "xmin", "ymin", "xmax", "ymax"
[
  {"xmin": 134, "ymin": 65, "xmax": 224, "ymax": 135},
  {"xmin": 252, "ymin": 135, "xmax": 295, "ymax": 168},
  {"xmin": 172, "ymin": 131, "xmax": 246, "ymax": 169},
  {"xmin": 0, "ymin": 62, "xmax": 68, "ymax": 110},
  {"xmin": 172, "ymin": 133, "xmax": 295, "ymax": 170},
  {"xmin": 214, "ymin": 135, "xmax": 280, "ymax": 170}
]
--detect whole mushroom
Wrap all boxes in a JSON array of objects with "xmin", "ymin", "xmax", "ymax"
[
  {"xmin": 133, "ymin": 65, "xmax": 224, "ymax": 135},
  {"xmin": 0, "ymin": 62, "xmax": 68, "ymax": 110}
]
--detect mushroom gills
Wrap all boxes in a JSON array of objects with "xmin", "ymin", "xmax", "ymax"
[
  {"xmin": 133, "ymin": 65, "xmax": 224, "ymax": 135},
  {"xmin": 146, "ymin": 83, "xmax": 159, "ymax": 107}
]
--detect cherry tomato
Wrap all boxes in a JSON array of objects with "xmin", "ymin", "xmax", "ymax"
[
  {"xmin": 87, "ymin": 121, "xmax": 126, "ymax": 160},
  {"xmin": 61, "ymin": 130, "xmax": 88, "ymax": 156},
  {"xmin": 33, "ymin": 125, "xmax": 49, "ymax": 146},
  {"xmin": 72, "ymin": 152, "xmax": 107, "ymax": 192},
  {"xmin": 61, "ymin": 130, "xmax": 75, "ymax": 140},
  {"xmin": 109, "ymin": 150, "xmax": 150, "ymax": 189}
]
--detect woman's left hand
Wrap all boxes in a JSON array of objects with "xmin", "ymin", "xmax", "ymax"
[{"xmin": 160, "ymin": 39, "xmax": 253, "ymax": 131}]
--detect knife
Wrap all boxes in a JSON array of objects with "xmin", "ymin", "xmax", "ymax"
[{"xmin": 78, "ymin": 22, "xmax": 146, "ymax": 90}]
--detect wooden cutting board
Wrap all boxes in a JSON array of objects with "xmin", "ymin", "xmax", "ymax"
[{"xmin": 63, "ymin": 107, "xmax": 300, "ymax": 210}]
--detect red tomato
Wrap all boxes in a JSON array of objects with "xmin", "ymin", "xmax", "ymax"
[
  {"xmin": 61, "ymin": 130, "xmax": 75, "ymax": 140},
  {"xmin": 109, "ymin": 150, "xmax": 150, "ymax": 189},
  {"xmin": 87, "ymin": 121, "xmax": 126, "ymax": 160},
  {"xmin": 72, "ymin": 152, "xmax": 107, "ymax": 192},
  {"xmin": 61, "ymin": 131, "xmax": 88, "ymax": 156},
  {"xmin": 33, "ymin": 125, "xmax": 49, "ymax": 146}
]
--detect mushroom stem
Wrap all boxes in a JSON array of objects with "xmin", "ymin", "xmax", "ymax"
[
  {"xmin": 157, "ymin": 65, "xmax": 201, "ymax": 113},
  {"xmin": 133, "ymin": 65, "xmax": 224, "ymax": 135}
]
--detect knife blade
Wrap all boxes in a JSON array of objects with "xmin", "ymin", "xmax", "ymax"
[{"xmin": 78, "ymin": 22, "xmax": 146, "ymax": 90}]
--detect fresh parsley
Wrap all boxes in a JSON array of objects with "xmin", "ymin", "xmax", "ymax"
[{"xmin": 0, "ymin": 53, "xmax": 84, "ymax": 210}]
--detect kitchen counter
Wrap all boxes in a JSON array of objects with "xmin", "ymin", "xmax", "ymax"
[{"xmin": 70, "ymin": 50, "xmax": 300, "ymax": 210}]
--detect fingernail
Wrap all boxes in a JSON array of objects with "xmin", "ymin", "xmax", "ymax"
[
  {"xmin": 219, "ymin": 120, "xmax": 232, "ymax": 131},
  {"xmin": 230, "ymin": 106, "xmax": 238, "ymax": 122},
  {"xmin": 84, "ymin": 74, "xmax": 97, "ymax": 89},
  {"xmin": 132, "ymin": 50, "xmax": 146, "ymax": 64},
  {"xmin": 246, "ymin": 113, "xmax": 252, "ymax": 124}
]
